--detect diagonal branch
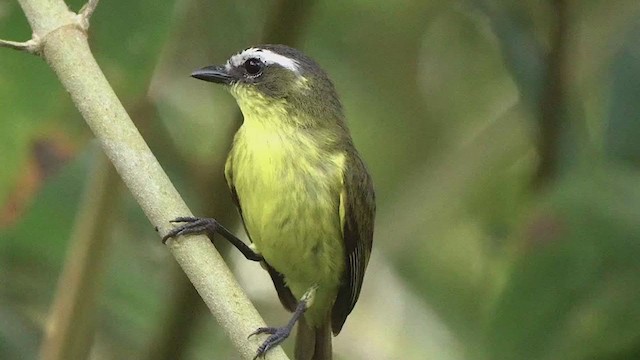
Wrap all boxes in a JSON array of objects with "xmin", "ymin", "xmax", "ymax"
[{"xmin": 7, "ymin": 0, "xmax": 288, "ymax": 359}]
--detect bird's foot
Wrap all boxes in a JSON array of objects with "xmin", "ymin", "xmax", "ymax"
[
  {"xmin": 249, "ymin": 326, "xmax": 291, "ymax": 359},
  {"xmin": 161, "ymin": 217, "xmax": 218, "ymax": 244}
]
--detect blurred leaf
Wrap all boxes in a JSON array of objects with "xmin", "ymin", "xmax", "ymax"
[
  {"xmin": 0, "ymin": 145, "xmax": 91, "ymax": 360},
  {"xmin": 0, "ymin": 0, "xmax": 176, "ymax": 215},
  {"xmin": 382, "ymin": 105, "xmax": 532, "ymax": 347},
  {"xmin": 471, "ymin": 0, "xmax": 546, "ymax": 107},
  {"xmin": 0, "ymin": 136, "xmax": 76, "ymax": 228},
  {"xmin": 0, "ymin": 146, "xmax": 93, "ymax": 270},
  {"xmin": 486, "ymin": 168, "xmax": 640, "ymax": 360},
  {"xmin": 0, "ymin": 2, "xmax": 73, "ymax": 207}
]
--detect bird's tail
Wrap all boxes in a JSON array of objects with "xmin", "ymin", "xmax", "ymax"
[{"xmin": 294, "ymin": 316, "xmax": 332, "ymax": 360}]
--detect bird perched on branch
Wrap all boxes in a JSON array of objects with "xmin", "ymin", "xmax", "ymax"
[{"xmin": 163, "ymin": 44, "xmax": 375, "ymax": 360}]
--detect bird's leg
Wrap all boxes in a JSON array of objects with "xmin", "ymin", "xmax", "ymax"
[
  {"xmin": 162, "ymin": 216, "xmax": 263, "ymax": 262},
  {"xmin": 249, "ymin": 285, "xmax": 318, "ymax": 359}
]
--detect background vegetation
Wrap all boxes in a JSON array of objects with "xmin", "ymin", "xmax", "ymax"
[{"xmin": 2, "ymin": 0, "xmax": 640, "ymax": 359}]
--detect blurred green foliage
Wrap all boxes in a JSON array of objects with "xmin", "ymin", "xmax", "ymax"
[{"xmin": 2, "ymin": 0, "xmax": 640, "ymax": 359}]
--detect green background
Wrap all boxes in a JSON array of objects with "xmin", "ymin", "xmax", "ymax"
[{"xmin": 2, "ymin": 0, "xmax": 640, "ymax": 359}]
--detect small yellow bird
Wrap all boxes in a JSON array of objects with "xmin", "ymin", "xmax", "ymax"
[{"xmin": 163, "ymin": 45, "xmax": 375, "ymax": 360}]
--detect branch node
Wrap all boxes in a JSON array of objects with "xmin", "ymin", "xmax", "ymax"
[
  {"xmin": 78, "ymin": 0, "xmax": 99, "ymax": 31},
  {"xmin": 0, "ymin": 35, "xmax": 42, "ymax": 55}
]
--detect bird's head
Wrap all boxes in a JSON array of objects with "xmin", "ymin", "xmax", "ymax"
[{"xmin": 191, "ymin": 45, "xmax": 344, "ymax": 125}]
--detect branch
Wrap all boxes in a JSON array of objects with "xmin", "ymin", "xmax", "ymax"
[{"xmin": 9, "ymin": 0, "xmax": 288, "ymax": 359}]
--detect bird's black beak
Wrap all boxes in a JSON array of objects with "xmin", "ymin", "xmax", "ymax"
[{"xmin": 191, "ymin": 65, "xmax": 234, "ymax": 85}]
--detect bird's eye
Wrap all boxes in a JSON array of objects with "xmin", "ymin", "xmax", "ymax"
[{"xmin": 243, "ymin": 58, "xmax": 264, "ymax": 76}]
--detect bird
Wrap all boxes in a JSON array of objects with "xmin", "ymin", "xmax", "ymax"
[{"xmin": 162, "ymin": 44, "xmax": 375, "ymax": 360}]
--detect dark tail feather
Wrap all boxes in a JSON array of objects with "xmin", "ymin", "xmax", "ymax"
[
  {"xmin": 313, "ymin": 320, "xmax": 332, "ymax": 360},
  {"xmin": 295, "ymin": 317, "xmax": 332, "ymax": 360}
]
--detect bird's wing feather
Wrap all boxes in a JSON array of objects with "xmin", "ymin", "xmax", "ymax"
[
  {"xmin": 331, "ymin": 151, "xmax": 375, "ymax": 334},
  {"xmin": 225, "ymin": 153, "xmax": 298, "ymax": 312}
]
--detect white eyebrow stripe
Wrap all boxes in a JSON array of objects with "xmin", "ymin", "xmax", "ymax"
[{"xmin": 228, "ymin": 48, "xmax": 300, "ymax": 73}]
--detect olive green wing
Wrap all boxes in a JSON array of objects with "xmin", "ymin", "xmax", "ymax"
[
  {"xmin": 331, "ymin": 151, "xmax": 375, "ymax": 334},
  {"xmin": 224, "ymin": 153, "xmax": 298, "ymax": 312}
]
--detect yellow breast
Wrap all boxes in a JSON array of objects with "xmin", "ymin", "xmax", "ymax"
[{"xmin": 228, "ymin": 119, "xmax": 346, "ymax": 299}]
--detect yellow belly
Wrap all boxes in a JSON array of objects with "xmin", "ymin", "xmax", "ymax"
[{"xmin": 229, "ymin": 123, "xmax": 346, "ymax": 323}]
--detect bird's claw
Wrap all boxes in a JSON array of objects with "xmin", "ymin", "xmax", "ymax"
[
  {"xmin": 249, "ymin": 326, "xmax": 291, "ymax": 359},
  {"xmin": 161, "ymin": 217, "xmax": 218, "ymax": 244},
  {"xmin": 169, "ymin": 216, "xmax": 195, "ymax": 223}
]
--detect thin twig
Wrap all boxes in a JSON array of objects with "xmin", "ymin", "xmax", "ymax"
[
  {"xmin": 0, "ymin": 37, "xmax": 40, "ymax": 54},
  {"xmin": 77, "ymin": 0, "xmax": 99, "ymax": 31},
  {"xmin": 79, "ymin": 0, "xmax": 99, "ymax": 22}
]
